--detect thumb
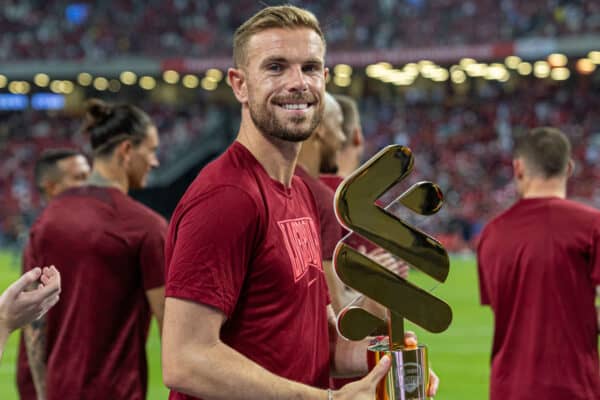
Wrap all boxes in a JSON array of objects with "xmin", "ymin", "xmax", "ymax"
[
  {"xmin": 366, "ymin": 355, "xmax": 391, "ymax": 386},
  {"xmin": 5, "ymin": 268, "xmax": 42, "ymax": 299}
]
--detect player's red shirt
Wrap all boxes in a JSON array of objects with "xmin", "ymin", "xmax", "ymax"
[
  {"xmin": 23, "ymin": 186, "xmax": 167, "ymax": 400},
  {"xmin": 165, "ymin": 141, "xmax": 330, "ymax": 400},
  {"xmin": 296, "ymin": 166, "xmax": 341, "ymax": 260},
  {"xmin": 478, "ymin": 197, "xmax": 600, "ymax": 400}
]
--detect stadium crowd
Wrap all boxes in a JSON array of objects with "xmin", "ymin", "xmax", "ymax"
[
  {"xmin": 1, "ymin": 0, "xmax": 599, "ymax": 61},
  {"xmin": 1, "ymin": 75, "xmax": 599, "ymax": 252}
]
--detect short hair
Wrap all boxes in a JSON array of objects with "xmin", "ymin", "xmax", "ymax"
[
  {"xmin": 514, "ymin": 127, "xmax": 572, "ymax": 178},
  {"xmin": 233, "ymin": 5, "xmax": 325, "ymax": 68},
  {"xmin": 333, "ymin": 94, "xmax": 360, "ymax": 144},
  {"xmin": 34, "ymin": 148, "xmax": 82, "ymax": 192},
  {"xmin": 81, "ymin": 99, "xmax": 153, "ymax": 158}
]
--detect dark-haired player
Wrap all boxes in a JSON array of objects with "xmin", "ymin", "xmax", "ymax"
[
  {"xmin": 34, "ymin": 148, "xmax": 91, "ymax": 200},
  {"xmin": 478, "ymin": 127, "xmax": 600, "ymax": 400},
  {"xmin": 23, "ymin": 99, "xmax": 167, "ymax": 400},
  {"xmin": 17, "ymin": 148, "xmax": 89, "ymax": 400}
]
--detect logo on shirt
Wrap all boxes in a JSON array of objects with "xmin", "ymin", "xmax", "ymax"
[{"xmin": 278, "ymin": 217, "xmax": 322, "ymax": 282}]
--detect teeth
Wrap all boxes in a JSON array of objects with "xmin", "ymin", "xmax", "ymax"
[{"xmin": 282, "ymin": 103, "xmax": 308, "ymax": 110}]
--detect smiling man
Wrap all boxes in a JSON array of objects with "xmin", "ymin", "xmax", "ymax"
[{"xmin": 161, "ymin": 5, "xmax": 432, "ymax": 400}]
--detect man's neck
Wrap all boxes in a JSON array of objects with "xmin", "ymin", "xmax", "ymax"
[
  {"xmin": 521, "ymin": 177, "xmax": 567, "ymax": 199},
  {"xmin": 296, "ymin": 140, "xmax": 320, "ymax": 179},
  {"xmin": 88, "ymin": 162, "xmax": 128, "ymax": 194},
  {"xmin": 236, "ymin": 113, "xmax": 301, "ymax": 187}
]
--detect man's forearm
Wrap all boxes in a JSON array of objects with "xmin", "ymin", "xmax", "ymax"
[
  {"xmin": 164, "ymin": 340, "xmax": 327, "ymax": 400},
  {"xmin": 24, "ymin": 316, "xmax": 47, "ymax": 399},
  {"xmin": 331, "ymin": 332, "xmax": 370, "ymax": 378},
  {"xmin": 0, "ymin": 325, "xmax": 9, "ymax": 361}
]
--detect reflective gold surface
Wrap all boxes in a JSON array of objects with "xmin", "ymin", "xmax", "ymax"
[{"xmin": 333, "ymin": 145, "xmax": 452, "ymax": 348}]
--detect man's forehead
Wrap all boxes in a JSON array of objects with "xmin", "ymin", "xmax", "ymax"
[{"xmin": 246, "ymin": 28, "xmax": 325, "ymax": 63}]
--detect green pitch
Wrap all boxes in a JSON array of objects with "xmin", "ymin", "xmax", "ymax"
[{"xmin": 0, "ymin": 251, "xmax": 492, "ymax": 399}]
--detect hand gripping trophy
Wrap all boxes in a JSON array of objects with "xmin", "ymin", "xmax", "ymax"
[{"xmin": 333, "ymin": 145, "xmax": 452, "ymax": 400}]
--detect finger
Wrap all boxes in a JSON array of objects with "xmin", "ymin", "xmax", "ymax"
[
  {"xmin": 365, "ymin": 355, "xmax": 391, "ymax": 386},
  {"xmin": 404, "ymin": 331, "xmax": 418, "ymax": 348},
  {"xmin": 4, "ymin": 268, "xmax": 42, "ymax": 298},
  {"xmin": 368, "ymin": 247, "xmax": 386, "ymax": 256},
  {"xmin": 25, "ymin": 280, "xmax": 61, "ymax": 304},
  {"xmin": 427, "ymin": 369, "xmax": 439, "ymax": 397}
]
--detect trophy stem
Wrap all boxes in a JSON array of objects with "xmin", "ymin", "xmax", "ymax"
[{"xmin": 388, "ymin": 310, "xmax": 404, "ymax": 349}]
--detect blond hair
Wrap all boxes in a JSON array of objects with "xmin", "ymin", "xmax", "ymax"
[{"xmin": 233, "ymin": 5, "xmax": 326, "ymax": 68}]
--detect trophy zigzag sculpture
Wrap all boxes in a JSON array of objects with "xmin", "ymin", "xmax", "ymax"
[{"xmin": 333, "ymin": 145, "xmax": 452, "ymax": 348}]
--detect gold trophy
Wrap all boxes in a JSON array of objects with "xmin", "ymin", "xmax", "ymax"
[{"xmin": 333, "ymin": 145, "xmax": 452, "ymax": 400}]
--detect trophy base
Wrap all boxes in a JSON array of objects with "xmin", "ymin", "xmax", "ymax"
[{"xmin": 367, "ymin": 339, "xmax": 429, "ymax": 400}]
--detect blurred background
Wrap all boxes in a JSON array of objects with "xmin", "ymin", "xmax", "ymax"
[{"xmin": 1, "ymin": 1, "xmax": 599, "ymax": 399}]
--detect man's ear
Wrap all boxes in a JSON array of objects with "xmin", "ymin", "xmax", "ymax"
[
  {"xmin": 566, "ymin": 159, "xmax": 574, "ymax": 178},
  {"xmin": 352, "ymin": 127, "xmax": 364, "ymax": 146},
  {"xmin": 229, "ymin": 67, "xmax": 248, "ymax": 103},
  {"xmin": 513, "ymin": 158, "xmax": 525, "ymax": 179},
  {"xmin": 115, "ymin": 140, "xmax": 133, "ymax": 164}
]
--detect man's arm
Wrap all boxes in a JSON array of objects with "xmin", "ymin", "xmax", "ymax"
[
  {"xmin": 24, "ymin": 316, "xmax": 47, "ymax": 399},
  {"xmin": 146, "ymin": 286, "xmax": 165, "ymax": 336},
  {"xmin": 162, "ymin": 298, "xmax": 390, "ymax": 400},
  {"xmin": 0, "ymin": 267, "xmax": 60, "ymax": 364}
]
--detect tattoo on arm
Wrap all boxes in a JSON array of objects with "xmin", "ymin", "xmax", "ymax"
[{"xmin": 24, "ymin": 316, "xmax": 47, "ymax": 400}]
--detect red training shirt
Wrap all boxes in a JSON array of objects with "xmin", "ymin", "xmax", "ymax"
[
  {"xmin": 23, "ymin": 186, "xmax": 167, "ymax": 400},
  {"xmin": 295, "ymin": 166, "xmax": 342, "ymax": 260},
  {"xmin": 165, "ymin": 141, "xmax": 331, "ymax": 400},
  {"xmin": 477, "ymin": 197, "xmax": 600, "ymax": 400}
]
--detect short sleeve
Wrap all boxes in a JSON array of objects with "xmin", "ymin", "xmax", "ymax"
[
  {"xmin": 166, "ymin": 186, "xmax": 261, "ymax": 317},
  {"xmin": 139, "ymin": 215, "xmax": 168, "ymax": 290},
  {"xmin": 476, "ymin": 229, "xmax": 491, "ymax": 305}
]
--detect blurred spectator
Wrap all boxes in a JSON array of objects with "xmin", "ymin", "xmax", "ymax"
[{"xmin": 0, "ymin": 0, "xmax": 599, "ymax": 61}]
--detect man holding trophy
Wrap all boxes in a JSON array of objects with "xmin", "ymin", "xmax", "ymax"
[{"xmin": 162, "ymin": 5, "xmax": 440, "ymax": 400}]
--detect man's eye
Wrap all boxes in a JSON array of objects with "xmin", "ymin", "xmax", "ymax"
[
  {"xmin": 268, "ymin": 64, "xmax": 282, "ymax": 72},
  {"xmin": 303, "ymin": 64, "xmax": 319, "ymax": 73}
]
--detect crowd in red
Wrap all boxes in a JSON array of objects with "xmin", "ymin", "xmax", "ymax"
[
  {"xmin": 1, "ymin": 0, "xmax": 598, "ymax": 61},
  {"xmin": 2, "ymin": 75, "xmax": 599, "ymax": 252}
]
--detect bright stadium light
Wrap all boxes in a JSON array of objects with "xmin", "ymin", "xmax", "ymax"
[
  {"xmin": 206, "ymin": 68, "xmax": 223, "ymax": 82},
  {"xmin": 431, "ymin": 68, "xmax": 449, "ymax": 82},
  {"xmin": 334, "ymin": 75, "xmax": 351, "ymax": 87},
  {"xmin": 576, "ymin": 58, "xmax": 596, "ymax": 75},
  {"xmin": 34, "ymin": 73, "xmax": 50, "ymax": 87},
  {"xmin": 139, "ymin": 76, "xmax": 156, "ymax": 90},
  {"xmin": 550, "ymin": 67, "xmax": 570, "ymax": 81},
  {"xmin": 533, "ymin": 61, "xmax": 550, "ymax": 78},
  {"xmin": 459, "ymin": 58, "xmax": 476, "ymax": 68},
  {"xmin": 505, "ymin": 56, "xmax": 522, "ymax": 69},
  {"xmin": 465, "ymin": 63, "xmax": 487, "ymax": 77},
  {"xmin": 588, "ymin": 51, "xmax": 600, "ymax": 64},
  {"xmin": 9, "ymin": 81, "xmax": 30, "ymax": 94},
  {"xmin": 403, "ymin": 63, "xmax": 419, "ymax": 76},
  {"xmin": 0, "ymin": 75, "xmax": 6, "ymax": 88},
  {"xmin": 50, "ymin": 80, "xmax": 62, "ymax": 93},
  {"xmin": 182, "ymin": 74, "xmax": 199, "ymax": 88},
  {"xmin": 517, "ymin": 62, "xmax": 533, "ymax": 75},
  {"xmin": 163, "ymin": 70, "xmax": 180, "ymax": 84},
  {"xmin": 94, "ymin": 77, "xmax": 109, "ymax": 91},
  {"xmin": 548, "ymin": 53, "xmax": 568, "ymax": 67},
  {"xmin": 109, "ymin": 79, "xmax": 121, "ymax": 92},
  {"xmin": 120, "ymin": 71, "xmax": 137, "ymax": 85},
  {"xmin": 451, "ymin": 69, "xmax": 466, "ymax": 84},
  {"xmin": 62, "ymin": 80, "xmax": 74, "ymax": 94},
  {"xmin": 420, "ymin": 63, "xmax": 437, "ymax": 78},
  {"xmin": 77, "ymin": 72, "xmax": 93, "ymax": 86},
  {"xmin": 334, "ymin": 64, "xmax": 353, "ymax": 77},
  {"xmin": 201, "ymin": 77, "xmax": 217, "ymax": 91},
  {"xmin": 485, "ymin": 63, "xmax": 507, "ymax": 80}
]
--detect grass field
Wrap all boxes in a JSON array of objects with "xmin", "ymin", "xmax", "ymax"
[{"xmin": 0, "ymin": 251, "xmax": 493, "ymax": 399}]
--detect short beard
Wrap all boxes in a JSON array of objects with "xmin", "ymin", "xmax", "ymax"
[{"xmin": 249, "ymin": 100, "xmax": 322, "ymax": 143}]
